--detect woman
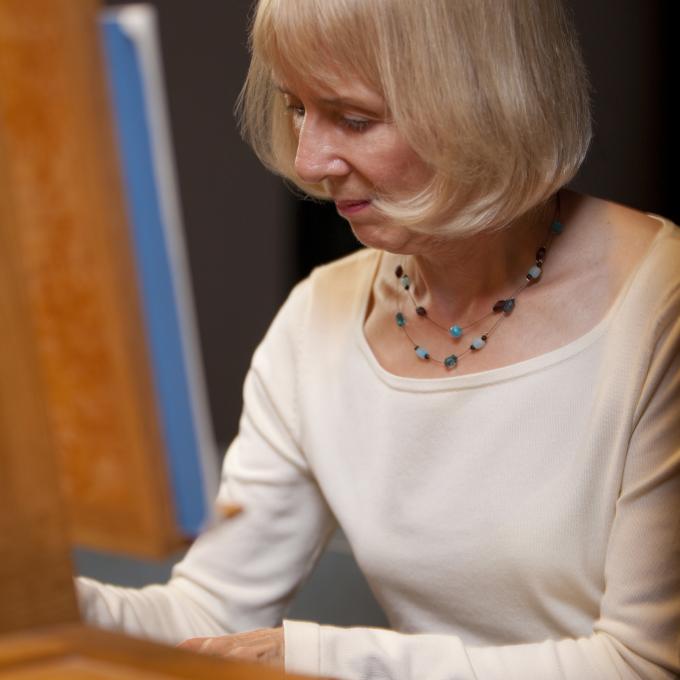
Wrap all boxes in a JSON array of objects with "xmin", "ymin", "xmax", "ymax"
[{"xmin": 78, "ymin": 0, "xmax": 680, "ymax": 677}]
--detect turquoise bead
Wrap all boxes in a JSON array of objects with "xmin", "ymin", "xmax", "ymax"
[
  {"xmin": 395, "ymin": 312, "xmax": 406, "ymax": 327},
  {"xmin": 449, "ymin": 324, "xmax": 463, "ymax": 338},
  {"xmin": 444, "ymin": 354, "xmax": 458, "ymax": 369},
  {"xmin": 470, "ymin": 336, "xmax": 486, "ymax": 350},
  {"xmin": 503, "ymin": 298, "xmax": 515, "ymax": 313},
  {"xmin": 551, "ymin": 220, "xmax": 564, "ymax": 234},
  {"xmin": 415, "ymin": 346, "xmax": 430, "ymax": 360},
  {"xmin": 400, "ymin": 274, "xmax": 411, "ymax": 290}
]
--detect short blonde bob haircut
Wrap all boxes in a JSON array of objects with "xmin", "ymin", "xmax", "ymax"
[{"xmin": 238, "ymin": 0, "xmax": 592, "ymax": 236}]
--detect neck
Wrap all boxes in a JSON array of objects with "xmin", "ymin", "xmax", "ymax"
[{"xmin": 405, "ymin": 199, "xmax": 556, "ymax": 322}]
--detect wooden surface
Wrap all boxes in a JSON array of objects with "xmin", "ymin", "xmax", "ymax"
[
  {"xmin": 0, "ymin": 126, "xmax": 81, "ymax": 635},
  {"xmin": 0, "ymin": 625, "xmax": 308, "ymax": 680},
  {"xmin": 0, "ymin": 0, "xmax": 183, "ymax": 557}
]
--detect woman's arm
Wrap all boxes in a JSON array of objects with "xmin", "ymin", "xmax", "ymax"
[{"xmin": 77, "ymin": 279, "xmax": 337, "ymax": 644}]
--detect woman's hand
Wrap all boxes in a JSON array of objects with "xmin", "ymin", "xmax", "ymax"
[{"xmin": 177, "ymin": 627, "xmax": 284, "ymax": 668}]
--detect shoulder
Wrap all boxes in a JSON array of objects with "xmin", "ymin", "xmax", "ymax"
[
  {"xmin": 303, "ymin": 248, "xmax": 380, "ymax": 322},
  {"xmin": 248, "ymin": 249, "xmax": 379, "ymax": 405},
  {"xmin": 559, "ymin": 191, "xmax": 672, "ymax": 271},
  {"xmin": 257, "ymin": 248, "xmax": 379, "ymax": 349},
  {"xmin": 577, "ymin": 196, "xmax": 680, "ymax": 348},
  {"xmin": 635, "ymin": 216, "xmax": 680, "ymax": 297},
  {"xmin": 307, "ymin": 247, "xmax": 379, "ymax": 291},
  {"xmin": 556, "ymin": 192, "xmax": 679, "ymax": 312},
  {"xmin": 635, "ymin": 219, "xmax": 680, "ymax": 345},
  {"xmin": 602, "ymin": 204, "xmax": 680, "ymax": 319}
]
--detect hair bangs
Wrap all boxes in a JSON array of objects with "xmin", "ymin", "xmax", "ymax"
[
  {"xmin": 252, "ymin": 0, "xmax": 381, "ymax": 93},
  {"xmin": 240, "ymin": 0, "xmax": 593, "ymax": 237}
]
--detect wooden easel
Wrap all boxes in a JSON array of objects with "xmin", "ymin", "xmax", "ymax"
[{"xmin": 0, "ymin": 2, "xmax": 299, "ymax": 676}]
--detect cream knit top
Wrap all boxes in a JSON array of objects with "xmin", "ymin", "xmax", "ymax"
[{"xmin": 79, "ymin": 218, "xmax": 680, "ymax": 679}]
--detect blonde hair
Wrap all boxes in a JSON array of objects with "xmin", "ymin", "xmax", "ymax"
[{"xmin": 238, "ymin": 0, "xmax": 592, "ymax": 236}]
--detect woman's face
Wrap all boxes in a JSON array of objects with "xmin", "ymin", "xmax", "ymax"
[{"xmin": 278, "ymin": 73, "xmax": 434, "ymax": 252}]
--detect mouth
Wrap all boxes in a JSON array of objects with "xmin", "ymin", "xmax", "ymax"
[{"xmin": 335, "ymin": 199, "xmax": 372, "ymax": 215}]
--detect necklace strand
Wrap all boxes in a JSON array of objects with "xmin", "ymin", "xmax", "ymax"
[{"xmin": 393, "ymin": 201, "xmax": 563, "ymax": 370}]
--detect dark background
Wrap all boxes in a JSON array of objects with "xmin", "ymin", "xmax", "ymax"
[{"xmin": 81, "ymin": 0, "xmax": 677, "ymax": 625}]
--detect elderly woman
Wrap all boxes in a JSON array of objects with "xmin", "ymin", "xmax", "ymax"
[{"xmin": 78, "ymin": 0, "xmax": 680, "ymax": 678}]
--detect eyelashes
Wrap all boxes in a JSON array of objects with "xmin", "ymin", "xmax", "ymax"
[
  {"xmin": 285, "ymin": 104, "xmax": 305, "ymax": 117},
  {"xmin": 341, "ymin": 117, "xmax": 371, "ymax": 132},
  {"xmin": 285, "ymin": 104, "xmax": 372, "ymax": 133}
]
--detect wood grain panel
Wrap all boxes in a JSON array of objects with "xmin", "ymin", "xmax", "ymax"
[
  {"xmin": 0, "ymin": 112, "xmax": 80, "ymax": 633},
  {"xmin": 0, "ymin": 0, "xmax": 183, "ymax": 556},
  {"xmin": 0, "ymin": 625, "xmax": 308, "ymax": 680}
]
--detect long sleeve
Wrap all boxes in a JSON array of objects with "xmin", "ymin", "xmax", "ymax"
[
  {"xmin": 77, "ymin": 279, "xmax": 337, "ymax": 644},
  {"xmin": 284, "ymin": 621, "xmax": 676, "ymax": 680},
  {"xmin": 283, "ymin": 274, "xmax": 680, "ymax": 679}
]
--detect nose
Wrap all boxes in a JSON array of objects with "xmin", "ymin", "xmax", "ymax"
[{"xmin": 293, "ymin": 117, "xmax": 351, "ymax": 184}]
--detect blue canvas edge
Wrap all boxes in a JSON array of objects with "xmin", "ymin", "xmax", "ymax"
[{"xmin": 99, "ymin": 16, "xmax": 207, "ymax": 535}]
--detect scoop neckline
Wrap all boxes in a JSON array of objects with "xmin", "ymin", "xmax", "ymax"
[{"xmin": 354, "ymin": 215, "xmax": 673, "ymax": 392}]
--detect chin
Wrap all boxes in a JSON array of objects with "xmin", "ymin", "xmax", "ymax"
[{"xmin": 349, "ymin": 220, "xmax": 418, "ymax": 254}]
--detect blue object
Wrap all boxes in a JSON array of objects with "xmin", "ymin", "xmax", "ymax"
[
  {"xmin": 470, "ymin": 337, "xmax": 486, "ymax": 350},
  {"xmin": 415, "ymin": 346, "xmax": 430, "ymax": 360},
  {"xmin": 444, "ymin": 354, "xmax": 458, "ymax": 369},
  {"xmin": 395, "ymin": 312, "xmax": 406, "ymax": 327},
  {"xmin": 100, "ymin": 14, "xmax": 208, "ymax": 535},
  {"xmin": 449, "ymin": 325, "xmax": 463, "ymax": 338},
  {"xmin": 551, "ymin": 220, "xmax": 564, "ymax": 234}
]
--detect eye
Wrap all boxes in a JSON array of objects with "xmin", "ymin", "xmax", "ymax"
[
  {"xmin": 285, "ymin": 103, "xmax": 305, "ymax": 119},
  {"xmin": 340, "ymin": 116, "xmax": 371, "ymax": 132}
]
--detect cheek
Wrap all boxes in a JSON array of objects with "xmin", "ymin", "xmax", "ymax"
[
  {"xmin": 382, "ymin": 151, "xmax": 432, "ymax": 193},
  {"xmin": 402, "ymin": 154, "xmax": 432, "ymax": 187},
  {"xmin": 369, "ymin": 133, "xmax": 432, "ymax": 190}
]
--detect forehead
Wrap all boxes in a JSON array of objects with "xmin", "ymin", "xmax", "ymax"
[{"xmin": 253, "ymin": 0, "xmax": 383, "ymax": 93}]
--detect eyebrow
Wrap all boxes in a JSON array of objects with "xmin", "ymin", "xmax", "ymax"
[{"xmin": 276, "ymin": 86, "xmax": 385, "ymax": 116}]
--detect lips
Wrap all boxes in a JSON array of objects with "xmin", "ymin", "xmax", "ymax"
[{"xmin": 335, "ymin": 199, "xmax": 371, "ymax": 215}]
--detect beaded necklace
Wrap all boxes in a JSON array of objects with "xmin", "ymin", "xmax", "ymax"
[{"xmin": 393, "ymin": 206, "xmax": 564, "ymax": 370}]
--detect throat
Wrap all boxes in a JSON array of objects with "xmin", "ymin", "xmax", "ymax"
[{"xmin": 385, "ymin": 202, "xmax": 563, "ymax": 372}]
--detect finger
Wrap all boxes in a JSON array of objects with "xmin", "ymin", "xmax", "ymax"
[
  {"xmin": 176, "ymin": 637, "xmax": 208, "ymax": 651},
  {"xmin": 224, "ymin": 643, "xmax": 276, "ymax": 662},
  {"xmin": 199, "ymin": 638, "xmax": 215, "ymax": 654}
]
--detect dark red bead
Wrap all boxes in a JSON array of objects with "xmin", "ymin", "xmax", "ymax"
[
  {"xmin": 493, "ymin": 300, "xmax": 506, "ymax": 312},
  {"xmin": 536, "ymin": 247, "xmax": 546, "ymax": 261},
  {"xmin": 416, "ymin": 306, "xmax": 427, "ymax": 316},
  {"xmin": 395, "ymin": 265, "xmax": 403, "ymax": 278},
  {"xmin": 481, "ymin": 335, "xmax": 487, "ymax": 341}
]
